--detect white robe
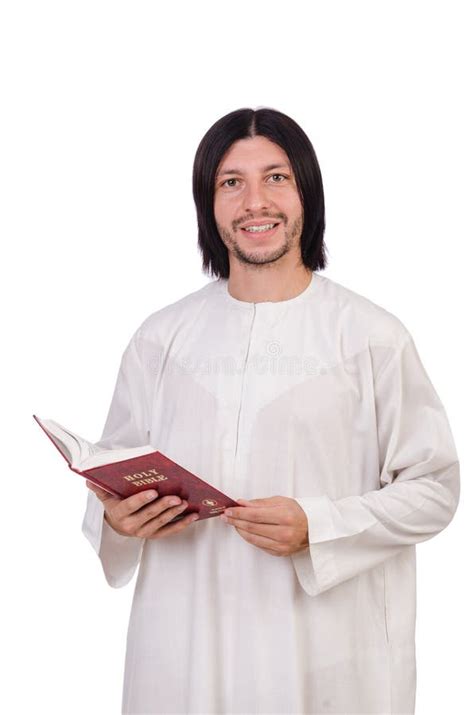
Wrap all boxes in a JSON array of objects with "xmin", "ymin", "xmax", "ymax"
[{"xmin": 82, "ymin": 272, "xmax": 460, "ymax": 715}]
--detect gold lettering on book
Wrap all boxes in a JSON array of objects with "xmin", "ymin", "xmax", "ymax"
[
  {"xmin": 132, "ymin": 476, "xmax": 163, "ymax": 486},
  {"xmin": 122, "ymin": 468, "xmax": 168, "ymax": 487}
]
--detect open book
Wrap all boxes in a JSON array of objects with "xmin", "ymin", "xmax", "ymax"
[{"xmin": 33, "ymin": 414, "xmax": 238, "ymax": 522}]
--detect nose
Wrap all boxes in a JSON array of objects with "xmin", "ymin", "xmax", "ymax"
[{"xmin": 242, "ymin": 178, "xmax": 273, "ymax": 213}]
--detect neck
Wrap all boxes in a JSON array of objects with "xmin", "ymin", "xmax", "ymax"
[{"xmin": 226, "ymin": 263, "xmax": 313, "ymax": 303}]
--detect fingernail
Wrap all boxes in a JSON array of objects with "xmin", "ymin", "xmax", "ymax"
[{"xmin": 146, "ymin": 491, "xmax": 158, "ymax": 500}]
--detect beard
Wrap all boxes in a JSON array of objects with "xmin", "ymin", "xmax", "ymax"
[{"xmin": 216, "ymin": 213, "xmax": 303, "ymax": 269}]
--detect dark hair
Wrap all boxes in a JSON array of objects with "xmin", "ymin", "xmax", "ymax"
[{"xmin": 192, "ymin": 107, "xmax": 327, "ymax": 279}]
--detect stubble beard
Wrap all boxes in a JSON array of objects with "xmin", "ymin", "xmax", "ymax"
[{"xmin": 217, "ymin": 213, "xmax": 304, "ymax": 269}]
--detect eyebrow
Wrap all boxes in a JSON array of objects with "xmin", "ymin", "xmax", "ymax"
[{"xmin": 216, "ymin": 163, "xmax": 291, "ymax": 178}]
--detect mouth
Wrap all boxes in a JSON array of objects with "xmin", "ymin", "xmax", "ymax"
[{"xmin": 239, "ymin": 222, "xmax": 280, "ymax": 238}]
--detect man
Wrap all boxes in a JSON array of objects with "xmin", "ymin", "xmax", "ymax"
[{"xmin": 83, "ymin": 107, "xmax": 460, "ymax": 714}]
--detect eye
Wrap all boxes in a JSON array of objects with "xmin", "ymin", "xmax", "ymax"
[
  {"xmin": 222, "ymin": 178, "xmax": 239, "ymax": 188},
  {"xmin": 219, "ymin": 174, "xmax": 288, "ymax": 189}
]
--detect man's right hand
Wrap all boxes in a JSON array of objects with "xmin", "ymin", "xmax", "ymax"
[{"xmin": 85, "ymin": 481, "xmax": 199, "ymax": 539}]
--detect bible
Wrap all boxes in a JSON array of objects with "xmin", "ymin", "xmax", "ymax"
[{"xmin": 33, "ymin": 414, "xmax": 239, "ymax": 522}]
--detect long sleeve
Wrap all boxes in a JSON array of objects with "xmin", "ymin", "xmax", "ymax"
[
  {"xmin": 291, "ymin": 331, "xmax": 460, "ymax": 596},
  {"xmin": 81, "ymin": 327, "xmax": 150, "ymax": 588}
]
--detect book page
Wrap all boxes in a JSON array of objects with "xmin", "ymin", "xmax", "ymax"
[
  {"xmin": 35, "ymin": 417, "xmax": 102, "ymax": 467},
  {"xmin": 35, "ymin": 415, "xmax": 155, "ymax": 470},
  {"xmin": 80, "ymin": 444, "xmax": 156, "ymax": 470},
  {"xmin": 47, "ymin": 431, "xmax": 73, "ymax": 463}
]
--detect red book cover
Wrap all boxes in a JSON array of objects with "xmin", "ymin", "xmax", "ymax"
[{"xmin": 33, "ymin": 414, "xmax": 239, "ymax": 522}]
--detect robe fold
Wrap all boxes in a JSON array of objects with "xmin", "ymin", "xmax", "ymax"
[{"xmin": 82, "ymin": 272, "xmax": 460, "ymax": 715}]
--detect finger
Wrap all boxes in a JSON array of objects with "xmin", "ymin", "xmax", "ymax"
[
  {"xmin": 134, "ymin": 497, "xmax": 188, "ymax": 531},
  {"xmin": 234, "ymin": 526, "xmax": 284, "ymax": 554},
  {"xmin": 113, "ymin": 489, "xmax": 161, "ymax": 521},
  {"xmin": 224, "ymin": 506, "xmax": 283, "ymax": 524},
  {"xmin": 226, "ymin": 516, "xmax": 286, "ymax": 543},
  {"xmin": 148, "ymin": 511, "xmax": 199, "ymax": 540}
]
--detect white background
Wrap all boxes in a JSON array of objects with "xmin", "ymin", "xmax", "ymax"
[{"xmin": 1, "ymin": 1, "xmax": 472, "ymax": 713}]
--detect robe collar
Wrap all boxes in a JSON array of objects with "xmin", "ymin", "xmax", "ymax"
[{"xmin": 215, "ymin": 271, "xmax": 319, "ymax": 316}]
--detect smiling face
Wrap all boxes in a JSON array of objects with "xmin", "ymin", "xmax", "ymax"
[{"xmin": 213, "ymin": 135, "xmax": 304, "ymax": 270}]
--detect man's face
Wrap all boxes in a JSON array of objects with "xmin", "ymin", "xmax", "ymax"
[{"xmin": 213, "ymin": 136, "xmax": 304, "ymax": 269}]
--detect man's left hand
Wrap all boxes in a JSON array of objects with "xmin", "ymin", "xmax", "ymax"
[{"xmin": 219, "ymin": 496, "xmax": 309, "ymax": 557}]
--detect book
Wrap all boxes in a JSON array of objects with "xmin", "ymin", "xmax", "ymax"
[{"xmin": 33, "ymin": 414, "xmax": 239, "ymax": 522}]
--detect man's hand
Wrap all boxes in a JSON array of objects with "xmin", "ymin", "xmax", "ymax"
[
  {"xmin": 219, "ymin": 496, "xmax": 309, "ymax": 556},
  {"xmin": 86, "ymin": 481, "xmax": 199, "ymax": 539}
]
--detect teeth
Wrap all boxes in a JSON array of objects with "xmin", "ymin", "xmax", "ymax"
[{"xmin": 243, "ymin": 223, "xmax": 277, "ymax": 233}]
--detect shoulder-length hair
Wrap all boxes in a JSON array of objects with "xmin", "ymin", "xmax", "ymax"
[{"xmin": 192, "ymin": 107, "xmax": 327, "ymax": 279}]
